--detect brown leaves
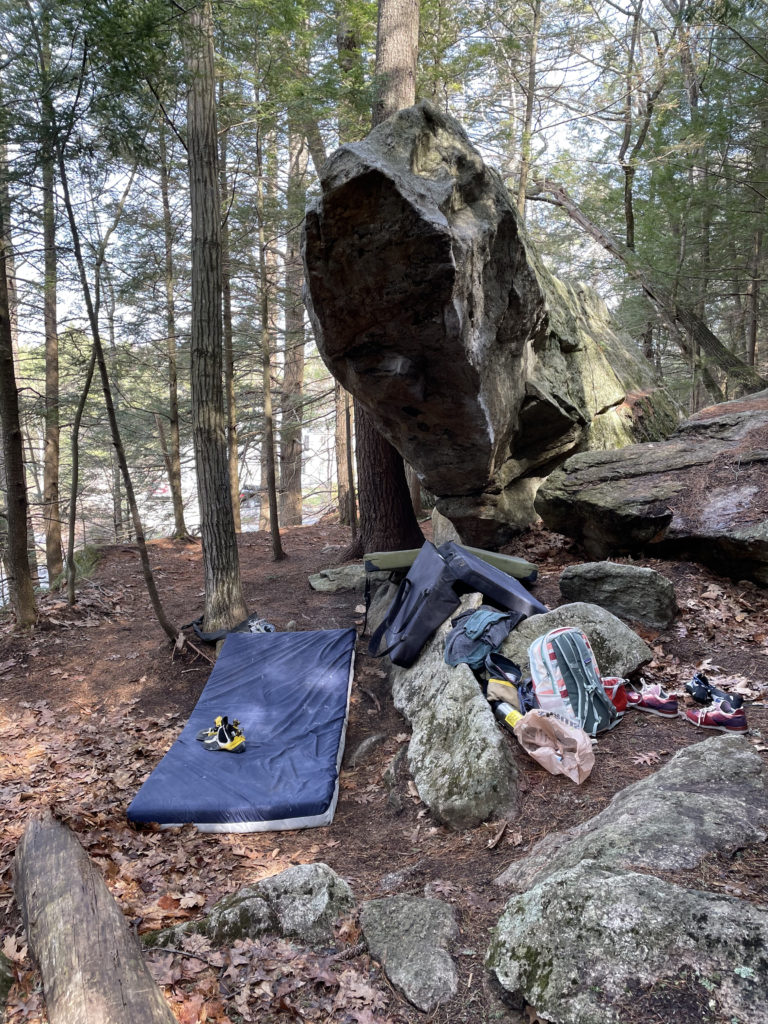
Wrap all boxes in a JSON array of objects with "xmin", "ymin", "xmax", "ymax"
[{"xmin": 632, "ymin": 751, "xmax": 661, "ymax": 767}]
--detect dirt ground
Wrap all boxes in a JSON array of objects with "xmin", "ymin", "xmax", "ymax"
[{"xmin": 1, "ymin": 519, "xmax": 767, "ymax": 1024}]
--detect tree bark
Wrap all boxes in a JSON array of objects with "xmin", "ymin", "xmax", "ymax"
[
  {"xmin": 40, "ymin": 17, "xmax": 63, "ymax": 581},
  {"xmin": 184, "ymin": 1, "xmax": 248, "ymax": 627},
  {"xmin": 14, "ymin": 809, "xmax": 177, "ymax": 1024},
  {"xmin": 158, "ymin": 125, "xmax": 190, "ymax": 540},
  {"xmin": 372, "ymin": 0, "xmax": 420, "ymax": 124},
  {"xmin": 218, "ymin": 97, "xmax": 241, "ymax": 533},
  {"xmin": 256, "ymin": 127, "xmax": 285, "ymax": 561},
  {"xmin": 0, "ymin": 208, "xmax": 36, "ymax": 626},
  {"xmin": 280, "ymin": 127, "xmax": 307, "ymax": 527},
  {"xmin": 343, "ymin": 0, "xmax": 425, "ymax": 558}
]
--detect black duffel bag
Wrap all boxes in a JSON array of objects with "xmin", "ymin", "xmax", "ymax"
[{"xmin": 368, "ymin": 541, "xmax": 547, "ymax": 668}]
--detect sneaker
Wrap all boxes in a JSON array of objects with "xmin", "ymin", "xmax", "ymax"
[
  {"xmin": 626, "ymin": 682, "xmax": 679, "ymax": 718},
  {"xmin": 485, "ymin": 652, "xmax": 523, "ymax": 685},
  {"xmin": 684, "ymin": 700, "xmax": 748, "ymax": 733},
  {"xmin": 202, "ymin": 716, "xmax": 246, "ymax": 752},
  {"xmin": 685, "ymin": 672, "xmax": 744, "ymax": 710}
]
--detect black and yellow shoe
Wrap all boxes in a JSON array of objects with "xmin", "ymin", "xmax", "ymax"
[
  {"xmin": 196, "ymin": 715, "xmax": 223, "ymax": 742},
  {"xmin": 202, "ymin": 716, "xmax": 246, "ymax": 753}
]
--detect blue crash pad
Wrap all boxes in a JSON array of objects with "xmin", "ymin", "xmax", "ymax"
[{"xmin": 127, "ymin": 628, "xmax": 356, "ymax": 832}]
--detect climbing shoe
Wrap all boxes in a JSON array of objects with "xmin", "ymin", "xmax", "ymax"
[
  {"xmin": 202, "ymin": 716, "xmax": 246, "ymax": 752},
  {"xmin": 196, "ymin": 715, "xmax": 223, "ymax": 742}
]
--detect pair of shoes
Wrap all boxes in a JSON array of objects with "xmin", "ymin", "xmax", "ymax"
[
  {"xmin": 626, "ymin": 681, "xmax": 679, "ymax": 718},
  {"xmin": 196, "ymin": 715, "xmax": 246, "ymax": 752},
  {"xmin": 684, "ymin": 700, "xmax": 748, "ymax": 733},
  {"xmin": 685, "ymin": 672, "xmax": 744, "ymax": 709}
]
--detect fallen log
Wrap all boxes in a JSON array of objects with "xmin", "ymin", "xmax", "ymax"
[{"xmin": 14, "ymin": 809, "xmax": 176, "ymax": 1024}]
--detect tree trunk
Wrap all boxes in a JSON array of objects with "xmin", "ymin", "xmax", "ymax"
[
  {"xmin": 0, "ymin": 210, "xmax": 36, "ymax": 626},
  {"xmin": 15, "ymin": 809, "xmax": 177, "ymax": 1024},
  {"xmin": 344, "ymin": 0, "xmax": 425, "ymax": 558},
  {"xmin": 334, "ymin": 381, "xmax": 356, "ymax": 528},
  {"xmin": 219, "ymin": 98, "xmax": 241, "ymax": 533},
  {"xmin": 528, "ymin": 178, "xmax": 767, "ymax": 399},
  {"xmin": 516, "ymin": 0, "xmax": 542, "ymax": 217},
  {"xmin": 256, "ymin": 128, "xmax": 285, "ymax": 561},
  {"xmin": 158, "ymin": 125, "xmax": 189, "ymax": 540},
  {"xmin": 280, "ymin": 127, "xmax": 307, "ymax": 527},
  {"xmin": 40, "ymin": 19, "xmax": 63, "ymax": 581},
  {"xmin": 184, "ymin": 1, "xmax": 248, "ymax": 628},
  {"xmin": 66, "ymin": 348, "xmax": 97, "ymax": 605},
  {"xmin": 372, "ymin": 0, "xmax": 420, "ymax": 124}
]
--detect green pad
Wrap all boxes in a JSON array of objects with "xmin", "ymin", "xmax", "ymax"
[{"xmin": 364, "ymin": 544, "xmax": 537, "ymax": 582}]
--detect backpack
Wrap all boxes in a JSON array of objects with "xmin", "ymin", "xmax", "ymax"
[
  {"xmin": 443, "ymin": 606, "xmax": 518, "ymax": 670},
  {"xmin": 528, "ymin": 627, "xmax": 619, "ymax": 737},
  {"xmin": 368, "ymin": 541, "xmax": 548, "ymax": 668}
]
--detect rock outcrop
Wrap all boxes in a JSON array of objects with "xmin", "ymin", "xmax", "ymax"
[
  {"xmin": 536, "ymin": 391, "xmax": 768, "ymax": 584},
  {"xmin": 303, "ymin": 101, "xmax": 678, "ymax": 545},
  {"xmin": 494, "ymin": 735, "xmax": 768, "ymax": 890},
  {"xmin": 488, "ymin": 736, "xmax": 768, "ymax": 1023}
]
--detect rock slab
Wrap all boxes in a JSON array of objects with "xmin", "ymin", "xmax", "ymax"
[
  {"xmin": 495, "ymin": 734, "xmax": 768, "ymax": 891},
  {"xmin": 488, "ymin": 736, "xmax": 768, "ymax": 1023},
  {"xmin": 536, "ymin": 391, "xmax": 768, "ymax": 584},
  {"xmin": 391, "ymin": 595, "xmax": 519, "ymax": 828},
  {"xmin": 559, "ymin": 561, "xmax": 678, "ymax": 627},
  {"xmin": 361, "ymin": 895, "xmax": 459, "ymax": 1012}
]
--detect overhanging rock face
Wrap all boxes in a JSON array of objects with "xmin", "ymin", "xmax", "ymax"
[{"xmin": 303, "ymin": 101, "xmax": 677, "ymax": 544}]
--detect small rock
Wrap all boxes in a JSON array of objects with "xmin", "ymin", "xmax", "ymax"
[
  {"xmin": 361, "ymin": 895, "xmax": 459, "ymax": 1012},
  {"xmin": 309, "ymin": 565, "xmax": 389, "ymax": 593},
  {"xmin": 559, "ymin": 561, "xmax": 678, "ymax": 628}
]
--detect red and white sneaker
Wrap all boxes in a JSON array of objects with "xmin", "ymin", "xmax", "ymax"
[
  {"xmin": 626, "ymin": 682, "xmax": 679, "ymax": 718},
  {"xmin": 684, "ymin": 699, "xmax": 748, "ymax": 733}
]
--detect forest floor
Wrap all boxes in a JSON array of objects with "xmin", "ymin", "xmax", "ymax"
[{"xmin": 1, "ymin": 518, "xmax": 767, "ymax": 1024}]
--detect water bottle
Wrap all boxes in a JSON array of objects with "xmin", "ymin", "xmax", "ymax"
[{"xmin": 492, "ymin": 701, "xmax": 523, "ymax": 731}]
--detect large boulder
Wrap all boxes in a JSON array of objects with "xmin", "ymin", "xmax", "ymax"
[
  {"xmin": 496, "ymin": 602, "xmax": 653, "ymax": 680},
  {"xmin": 495, "ymin": 734, "xmax": 768, "ymax": 891},
  {"xmin": 559, "ymin": 562, "xmax": 678, "ymax": 628},
  {"xmin": 303, "ymin": 101, "xmax": 678, "ymax": 545},
  {"xmin": 487, "ymin": 862, "xmax": 768, "ymax": 1024},
  {"xmin": 536, "ymin": 391, "xmax": 768, "ymax": 584},
  {"xmin": 390, "ymin": 595, "xmax": 519, "ymax": 828},
  {"xmin": 147, "ymin": 863, "xmax": 355, "ymax": 949}
]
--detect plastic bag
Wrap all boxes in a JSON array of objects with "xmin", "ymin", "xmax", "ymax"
[{"xmin": 512, "ymin": 709, "xmax": 595, "ymax": 784}]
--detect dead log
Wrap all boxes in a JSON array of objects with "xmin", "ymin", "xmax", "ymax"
[{"xmin": 14, "ymin": 809, "xmax": 176, "ymax": 1024}]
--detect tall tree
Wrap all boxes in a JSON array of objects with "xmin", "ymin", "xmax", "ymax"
[
  {"xmin": 183, "ymin": 0, "xmax": 248, "ymax": 629},
  {"xmin": 348, "ymin": 0, "xmax": 425, "ymax": 557},
  {"xmin": 0, "ymin": 204, "xmax": 37, "ymax": 626}
]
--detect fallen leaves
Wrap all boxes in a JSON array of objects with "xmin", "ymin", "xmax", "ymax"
[{"xmin": 632, "ymin": 751, "xmax": 661, "ymax": 767}]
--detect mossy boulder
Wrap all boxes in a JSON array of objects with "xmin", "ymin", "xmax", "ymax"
[{"xmin": 146, "ymin": 862, "xmax": 355, "ymax": 949}]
